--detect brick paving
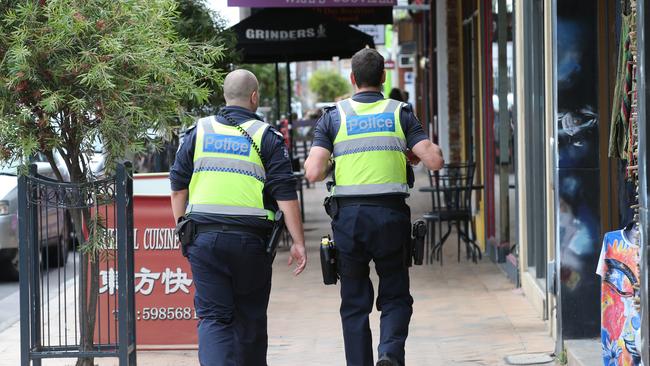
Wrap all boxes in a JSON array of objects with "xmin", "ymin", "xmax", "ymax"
[{"xmin": 0, "ymin": 169, "xmax": 556, "ymax": 365}]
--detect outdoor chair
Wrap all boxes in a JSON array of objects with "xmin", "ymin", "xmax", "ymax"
[{"xmin": 420, "ymin": 163, "xmax": 482, "ymax": 265}]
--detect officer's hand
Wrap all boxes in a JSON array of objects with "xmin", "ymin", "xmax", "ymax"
[{"xmin": 288, "ymin": 243, "xmax": 307, "ymax": 276}]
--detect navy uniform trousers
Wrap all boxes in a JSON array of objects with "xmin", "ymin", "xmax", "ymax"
[
  {"xmin": 332, "ymin": 203, "xmax": 413, "ymax": 366},
  {"xmin": 187, "ymin": 231, "xmax": 272, "ymax": 366}
]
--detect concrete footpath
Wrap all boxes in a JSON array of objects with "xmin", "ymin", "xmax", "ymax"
[{"xmin": 0, "ymin": 170, "xmax": 556, "ymax": 365}]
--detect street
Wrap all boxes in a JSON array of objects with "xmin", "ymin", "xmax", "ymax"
[{"xmin": 0, "ymin": 252, "xmax": 78, "ymax": 333}]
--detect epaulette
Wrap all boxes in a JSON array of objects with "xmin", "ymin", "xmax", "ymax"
[
  {"xmin": 268, "ymin": 125, "xmax": 284, "ymax": 138},
  {"xmin": 180, "ymin": 124, "xmax": 197, "ymax": 138},
  {"xmin": 323, "ymin": 105, "xmax": 337, "ymax": 113}
]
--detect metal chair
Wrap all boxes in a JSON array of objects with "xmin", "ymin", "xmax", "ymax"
[{"xmin": 423, "ymin": 163, "xmax": 481, "ymax": 265}]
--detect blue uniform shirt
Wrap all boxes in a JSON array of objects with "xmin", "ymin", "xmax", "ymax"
[
  {"xmin": 312, "ymin": 91, "xmax": 428, "ymax": 152},
  {"xmin": 170, "ymin": 106, "xmax": 297, "ymax": 229}
]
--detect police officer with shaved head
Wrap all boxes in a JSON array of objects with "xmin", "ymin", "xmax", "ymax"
[
  {"xmin": 305, "ymin": 48, "xmax": 444, "ymax": 366},
  {"xmin": 170, "ymin": 69, "xmax": 307, "ymax": 366}
]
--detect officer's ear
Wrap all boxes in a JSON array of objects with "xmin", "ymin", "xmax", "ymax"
[
  {"xmin": 381, "ymin": 70, "xmax": 386, "ymax": 85},
  {"xmin": 350, "ymin": 72, "xmax": 357, "ymax": 88},
  {"xmin": 251, "ymin": 89, "xmax": 259, "ymax": 106}
]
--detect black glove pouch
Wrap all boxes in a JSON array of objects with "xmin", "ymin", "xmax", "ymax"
[{"xmin": 175, "ymin": 217, "xmax": 195, "ymax": 258}]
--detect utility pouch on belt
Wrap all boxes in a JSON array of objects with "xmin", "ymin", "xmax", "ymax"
[
  {"xmin": 323, "ymin": 196, "xmax": 339, "ymax": 219},
  {"xmin": 175, "ymin": 216, "xmax": 195, "ymax": 257},
  {"xmin": 411, "ymin": 220, "xmax": 427, "ymax": 265},
  {"xmin": 320, "ymin": 235, "xmax": 338, "ymax": 285},
  {"xmin": 266, "ymin": 211, "xmax": 285, "ymax": 256}
]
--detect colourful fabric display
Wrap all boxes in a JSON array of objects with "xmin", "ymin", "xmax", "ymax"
[{"xmin": 597, "ymin": 229, "xmax": 643, "ymax": 366}]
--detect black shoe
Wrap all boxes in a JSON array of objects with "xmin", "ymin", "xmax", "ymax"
[{"xmin": 376, "ymin": 354, "xmax": 400, "ymax": 366}]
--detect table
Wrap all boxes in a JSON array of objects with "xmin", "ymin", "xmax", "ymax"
[{"xmin": 418, "ymin": 185, "xmax": 485, "ymax": 264}]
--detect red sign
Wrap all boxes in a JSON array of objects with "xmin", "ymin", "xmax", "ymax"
[
  {"xmin": 96, "ymin": 174, "xmax": 197, "ymax": 349},
  {"xmin": 384, "ymin": 59, "xmax": 395, "ymax": 69}
]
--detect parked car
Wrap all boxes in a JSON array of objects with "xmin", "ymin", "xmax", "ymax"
[{"xmin": 0, "ymin": 155, "xmax": 75, "ymax": 280}]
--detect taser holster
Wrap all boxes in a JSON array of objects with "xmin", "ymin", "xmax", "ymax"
[
  {"xmin": 175, "ymin": 216, "xmax": 195, "ymax": 257},
  {"xmin": 320, "ymin": 235, "xmax": 338, "ymax": 285},
  {"xmin": 266, "ymin": 211, "xmax": 285, "ymax": 257},
  {"xmin": 411, "ymin": 220, "xmax": 427, "ymax": 265}
]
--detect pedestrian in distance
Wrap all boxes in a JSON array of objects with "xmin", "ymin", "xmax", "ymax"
[
  {"xmin": 170, "ymin": 69, "xmax": 307, "ymax": 366},
  {"xmin": 304, "ymin": 48, "xmax": 444, "ymax": 366}
]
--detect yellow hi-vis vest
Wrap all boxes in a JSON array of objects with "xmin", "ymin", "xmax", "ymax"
[
  {"xmin": 332, "ymin": 98, "xmax": 409, "ymax": 197},
  {"xmin": 186, "ymin": 116, "xmax": 274, "ymax": 220}
]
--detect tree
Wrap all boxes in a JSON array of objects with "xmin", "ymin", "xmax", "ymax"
[
  {"xmin": 308, "ymin": 69, "xmax": 350, "ymax": 102},
  {"xmin": 0, "ymin": 1, "xmax": 224, "ymax": 365},
  {"xmin": 246, "ymin": 63, "xmax": 288, "ymax": 124},
  {"xmin": 175, "ymin": 0, "xmax": 240, "ymax": 114}
]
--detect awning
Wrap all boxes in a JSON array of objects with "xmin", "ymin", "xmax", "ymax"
[{"xmin": 230, "ymin": 8, "xmax": 376, "ymax": 64}]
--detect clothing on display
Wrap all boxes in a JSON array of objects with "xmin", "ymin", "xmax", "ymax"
[{"xmin": 597, "ymin": 228, "xmax": 643, "ymax": 366}]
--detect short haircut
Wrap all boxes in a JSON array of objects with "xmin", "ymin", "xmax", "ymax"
[
  {"xmin": 223, "ymin": 69, "xmax": 258, "ymax": 103},
  {"xmin": 351, "ymin": 48, "xmax": 384, "ymax": 88}
]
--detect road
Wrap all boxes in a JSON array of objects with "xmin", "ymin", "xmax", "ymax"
[{"xmin": 0, "ymin": 251, "xmax": 78, "ymax": 332}]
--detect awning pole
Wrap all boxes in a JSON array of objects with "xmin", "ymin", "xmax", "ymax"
[
  {"xmin": 275, "ymin": 63, "xmax": 281, "ymax": 126},
  {"xmin": 286, "ymin": 62, "xmax": 294, "ymax": 158}
]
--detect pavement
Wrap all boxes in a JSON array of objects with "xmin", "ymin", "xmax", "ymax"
[{"xmin": 0, "ymin": 169, "xmax": 557, "ymax": 365}]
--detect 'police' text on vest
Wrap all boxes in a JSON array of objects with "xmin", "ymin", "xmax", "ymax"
[
  {"xmin": 203, "ymin": 134, "xmax": 251, "ymax": 156},
  {"xmin": 346, "ymin": 113, "xmax": 396, "ymax": 136}
]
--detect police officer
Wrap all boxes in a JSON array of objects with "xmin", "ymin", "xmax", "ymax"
[
  {"xmin": 170, "ymin": 69, "xmax": 307, "ymax": 366},
  {"xmin": 305, "ymin": 48, "xmax": 444, "ymax": 366}
]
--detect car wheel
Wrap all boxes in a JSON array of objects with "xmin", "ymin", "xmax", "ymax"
[
  {"xmin": 45, "ymin": 235, "xmax": 69, "ymax": 269},
  {"xmin": 0, "ymin": 249, "xmax": 20, "ymax": 281}
]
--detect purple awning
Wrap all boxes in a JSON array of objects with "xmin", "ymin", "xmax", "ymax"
[{"xmin": 228, "ymin": 0, "xmax": 395, "ymax": 7}]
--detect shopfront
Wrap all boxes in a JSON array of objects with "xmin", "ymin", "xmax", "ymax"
[{"xmin": 514, "ymin": 0, "xmax": 650, "ymax": 362}]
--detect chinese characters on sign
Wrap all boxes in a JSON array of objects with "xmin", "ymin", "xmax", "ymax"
[{"xmin": 99, "ymin": 267, "xmax": 193, "ymax": 296}]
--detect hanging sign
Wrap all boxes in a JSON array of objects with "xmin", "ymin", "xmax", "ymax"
[
  {"xmin": 229, "ymin": 0, "xmax": 395, "ymax": 7},
  {"xmin": 251, "ymin": 7, "xmax": 393, "ymax": 24},
  {"xmin": 352, "ymin": 24, "xmax": 385, "ymax": 45},
  {"xmin": 96, "ymin": 174, "xmax": 198, "ymax": 348}
]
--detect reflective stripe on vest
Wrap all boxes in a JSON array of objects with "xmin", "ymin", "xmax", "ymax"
[
  {"xmin": 333, "ymin": 183, "xmax": 411, "ymax": 196},
  {"xmin": 194, "ymin": 156, "xmax": 266, "ymax": 183},
  {"xmin": 187, "ymin": 116, "xmax": 274, "ymax": 220},
  {"xmin": 185, "ymin": 204, "xmax": 269, "ymax": 217},
  {"xmin": 331, "ymin": 98, "xmax": 409, "ymax": 197}
]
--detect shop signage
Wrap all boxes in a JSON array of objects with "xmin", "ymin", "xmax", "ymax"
[
  {"xmin": 384, "ymin": 59, "xmax": 395, "ymax": 69},
  {"xmin": 352, "ymin": 24, "xmax": 385, "ymax": 45},
  {"xmin": 96, "ymin": 174, "xmax": 197, "ymax": 348},
  {"xmin": 244, "ymin": 25, "xmax": 328, "ymax": 42},
  {"xmin": 229, "ymin": 0, "xmax": 395, "ymax": 7},
  {"xmin": 251, "ymin": 7, "xmax": 393, "ymax": 25}
]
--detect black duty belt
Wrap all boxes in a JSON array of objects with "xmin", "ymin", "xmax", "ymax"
[
  {"xmin": 195, "ymin": 223, "xmax": 270, "ymax": 239},
  {"xmin": 336, "ymin": 196, "xmax": 407, "ymax": 211}
]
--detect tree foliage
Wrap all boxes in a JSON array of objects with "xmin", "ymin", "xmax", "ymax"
[
  {"xmin": 0, "ymin": 0, "xmax": 225, "ymax": 181},
  {"xmin": 245, "ymin": 63, "xmax": 288, "ymax": 124},
  {"xmin": 0, "ymin": 2, "xmax": 226, "ymax": 364},
  {"xmin": 308, "ymin": 69, "xmax": 349, "ymax": 103},
  {"xmin": 175, "ymin": 0, "xmax": 240, "ymax": 114}
]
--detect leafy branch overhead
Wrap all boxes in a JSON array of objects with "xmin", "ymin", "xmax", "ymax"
[{"xmin": 0, "ymin": 0, "xmax": 226, "ymax": 180}]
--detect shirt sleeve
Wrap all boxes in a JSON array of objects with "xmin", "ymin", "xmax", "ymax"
[
  {"xmin": 261, "ymin": 127, "xmax": 298, "ymax": 201},
  {"xmin": 311, "ymin": 108, "xmax": 337, "ymax": 152},
  {"xmin": 169, "ymin": 126, "xmax": 196, "ymax": 191},
  {"xmin": 400, "ymin": 104, "xmax": 429, "ymax": 149}
]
